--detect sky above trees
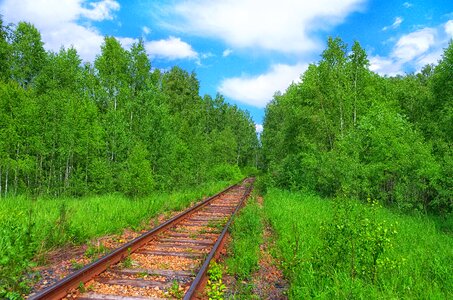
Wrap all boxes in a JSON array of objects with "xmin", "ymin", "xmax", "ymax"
[{"xmin": 1, "ymin": 0, "xmax": 452, "ymax": 127}]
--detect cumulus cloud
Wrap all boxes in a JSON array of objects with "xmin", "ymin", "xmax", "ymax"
[
  {"xmin": 145, "ymin": 37, "xmax": 198, "ymax": 60},
  {"xmin": 382, "ymin": 17, "xmax": 403, "ymax": 31},
  {"xmin": 369, "ymin": 55, "xmax": 403, "ymax": 76},
  {"xmin": 80, "ymin": 0, "xmax": 120, "ymax": 21},
  {"xmin": 445, "ymin": 20, "xmax": 453, "ymax": 38},
  {"xmin": 392, "ymin": 28, "xmax": 436, "ymax": 62},
  {"xmin": 0, "ymin": 0, "xmax": 121, "ymax": 61},
  {"xmin": 158, "ymin": 0, "xmax": 365, "ymax": 53},
  {"xmin": 219, "ymin": 63, "xmax": 307, "ymax": 108},
  {"xmin": 371, "ymin": 21, "xmax": 452, "ymax": 76}
]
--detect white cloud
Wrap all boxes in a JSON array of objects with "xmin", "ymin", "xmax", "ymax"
[
  {"xmin": 222, "ymin": 49, "xmax": 233, "ymax": 57},
  {"xmin": 160, "ymin": 0, "xmax": 365, "ymax": 53},
  {"xmin": 403, "ymin": 2, "xmax": 412, "ymax": 8},
  {"xmin": 255, "ymin": 124, "xmax": 263, "ymax": 134},
  {"xmin": 201, "ymin": 52, "xmax": 214, "ymax": 59},
  {"xmin": 142, "ymin": 26, "xmax": 151, "ymax": 35},
  {"xmin": 117, "ymin": 37, "xmax": 138, "ymax": 50},
  {"xmin": 369, "ymin": 55, "xmax": 403, "ymax": 76},
  {"xmin": 445, "ymin": 20, "xmax": 453, "ymax": 38},
  {"xmin": 382, "ymin": 17, "xmax": 403, "ymax": 31},
  {"xmin": 392, "ymin": 28, "xmax": 435, "ymax": 62},
  {"xmin": 80, "ymin": 0, "xmax": 120, "ymax": 21},
  {"xmin": 145, "ymin": 37, "xmax": 198, "ymax": 60},
  {"xmin": 0, "ymin": 0, "xmax": 121, "ymax": 61},
  {"xmin": 370, "ymin": 21, "xmax": 452, "ymax": 76},
  {"xmin": 219, "ymin": 63, "xmax": 307, "ymax": 108},
  {"xmin": 416, "ymin": 49, "xmax": 443, "ymax": 68}
]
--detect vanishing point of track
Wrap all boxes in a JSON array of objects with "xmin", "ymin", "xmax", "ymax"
[{"xmin": 28, "ymin": 178, "xmax": 254, "ymax": 300}]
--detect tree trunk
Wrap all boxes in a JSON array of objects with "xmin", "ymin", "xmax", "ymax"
[
  {"xmin": 64, "ymin": 153, "xmax": 70, "ymax": 190},
  {"xmin": 14, "ymin": 144, "xmax": 19, "ymax": 196},
  {"xmin": 5, "ymin": 168, "xmax": 8, "ymax": 197}
]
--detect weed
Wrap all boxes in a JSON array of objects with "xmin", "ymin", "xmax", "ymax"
[
  {"xmin": 120, "ymin": 248, "xmax": 133, "ymax": 268},
  {"xmin": 167, "ymin": 280, "xmax": 184, "ymax": 298},
  {"xmin": 206, "ymin": 262, "xmax": 226, "ymax": 300},
  {"xmin": 84, "ymin": 243, "xmax": 109, "ymax": 258},
  {"xmin": 70, "ymin": 259, "xmax": 84, "ymax": 270},
  {"xmin": 264, "ymin": 189, "xmax": 453, "ymax": 299},
  {"xmin": 78, "ymin": 282, "xmax": 86, "ymax": 293},
  {"xmin": 226, "ymin": 198, "xmax": 263, "ymax": 280},
  {"xmin": 208, "ymin": 218, "xmax": 226, "ymax": 230}
]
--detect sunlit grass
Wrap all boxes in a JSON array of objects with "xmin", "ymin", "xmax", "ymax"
[
  {"xmin": 264, "ymin": 189, "xmax": 453, "ymax": 299},
  {"xmin": 226, "ymin": 197, "xmax": 263, "ymax": 280},
  {"xmin": 0, "ymin": 180, "xmax": 234, "ymax": 298}
]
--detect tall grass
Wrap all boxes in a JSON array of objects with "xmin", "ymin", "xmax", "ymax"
[
  {"xmin": 0, "ymin": 180, "xmax": 233, "ymax": 299},
  {"xmin": 264, "ymin": 189, "xmax": 453, "ymax": 299},
  {"xmin": 226, "ymin": 197, "xmax": 263, "ymax": 280}
]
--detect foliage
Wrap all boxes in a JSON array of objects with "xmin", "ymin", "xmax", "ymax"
[
  {"xmin": 261, "ymin": 37, "xmax": 452, "ymax": 214},
  {"xmin": 226, "ymin": 198, "xmax": 263, "ymax": 279},
  {"xmin": 265, "ymin": 189, "xmax": 453, "ymax": 299},
  {"xmin": 206, "ymin": 261, "xmax": 226, "ymax": 300},
  {"xmin": 316, "ymin": 199, "xmax": 398, "ymax": 284},
  {"xmin": 0, "ymin": 17, "xmax": 258, "ymax": 199}
]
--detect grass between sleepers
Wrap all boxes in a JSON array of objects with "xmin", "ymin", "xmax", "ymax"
[
  {"xmin": 224, "ymin": 195, "xmax": 263, "ymax": 298},
  {"xmin": 0, "ymin": 180, "xmax": 234, "ymax": 299},
  {"xmin": 264, "ymin": 189, "xmax": 453, "ymax": 299}
]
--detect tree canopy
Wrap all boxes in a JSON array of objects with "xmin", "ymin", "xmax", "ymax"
[
  {"xmin": 262, "ymin": 37, "xmax": 453, "ymax": 214},
  {"xmin": 0, "ymin": 18, "xmax": 259, "ymax": 198}
]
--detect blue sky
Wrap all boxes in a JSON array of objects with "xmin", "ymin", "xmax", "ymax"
[{"xmin": 1, "ymin": 0, "xmax": 452, "ymax": 130}]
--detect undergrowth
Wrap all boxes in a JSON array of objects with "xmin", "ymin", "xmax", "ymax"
[
  {"xmin": 264, "ymin": 189, "xmax": 453, "ymax": 299},
  {"xmin": 0, "ymin": 180, "xmax": 234, "ymax": 299},
  {"xmin": 224, "ymin": 196, "xmax": 263, "ymax": 298}
]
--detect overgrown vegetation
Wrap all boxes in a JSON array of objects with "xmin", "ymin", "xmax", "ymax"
[
  {"xmin": 226, "ymin": 198, "xmax": 263, "ymax": 280},
  {"xmin": 0, "ymin": 181, "xmax": 232, "ymax": 298},
  {"xmin": 206, "ymin": 261, "xmax": 226, "ymax": 300},
  {"xmin": 223, "ymin": 197, "xmax": 263, "ymax": 298},
  {"xmin": 261, "ymin": 37, "xmax": 452, "ymax": 214},
  {"xmin": 265, "ymin": 190, "xmax": 453, "ymax": 299}
]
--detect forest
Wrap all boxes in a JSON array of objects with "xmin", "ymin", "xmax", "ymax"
[
  {"xmin": 261, "ymin": 37, "xmax": 452, "ymax": 215},
  {"xmin": 0, "ymin": 19, "xmax": 259, "ymax": 198}
]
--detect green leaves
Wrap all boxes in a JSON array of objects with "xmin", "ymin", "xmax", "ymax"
[
  {"xmin": 0, "ymin": 20, "xmax": 258, "ymax": 198},
  {"xmin": 261, "ymin": 36, "xmax": 450, "ymax": 214}
]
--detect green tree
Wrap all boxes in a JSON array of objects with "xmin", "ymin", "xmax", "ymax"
[{"xmin": 10, "ymin": 22, "xmax": 46, "ymax": 87}]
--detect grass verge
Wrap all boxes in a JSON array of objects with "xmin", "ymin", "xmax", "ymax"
[
  {"xmin": 0, "ymin": 180, "xmax": 234, "ymax": 299},
  {"xmin": 264, "ymin": 189, "xmax": 453, "ymax": 299},
  {"xmin": 225, "ymin": 196, "xmax": 263, "ymax": 298}
]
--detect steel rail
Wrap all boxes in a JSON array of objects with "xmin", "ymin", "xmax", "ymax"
[
  {"xmin": 28, "ymin": 180, "xmax": 243, "ymax": 300},
  {"xmin": 184, "ymin": 178, "xmax": 255, "ymax": 299}
]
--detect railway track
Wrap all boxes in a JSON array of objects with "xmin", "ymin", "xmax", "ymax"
[{"xmin": 28, "ymin": 178, "xmax": 254, "ymax": 300}]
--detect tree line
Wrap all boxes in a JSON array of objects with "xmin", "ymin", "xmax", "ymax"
[
  {"xmin": 262, "ymin": 37, "xmax": 452, "ymax": 214},
  {"xmin": 0, "ymin": 19, "xmax": 259, "ymax": 197}
]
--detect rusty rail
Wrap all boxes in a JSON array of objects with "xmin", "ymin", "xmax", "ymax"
[
  {"xmin": 28, "ymin": 181, "xmax": 244, "ymax": 300},
  {"xmin": 183, "ymin": 178, "xmax": 254, "ymax": 299}
]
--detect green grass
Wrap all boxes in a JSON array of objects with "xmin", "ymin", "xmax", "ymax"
[
  {"xmin": 264, "ymin": 189, "xmax": 453, "ymax": 299},
  {"xmin": 0, "ymin": 180, "xmax": 234, "ymax": 299},
  {"xmin": 226, "ymin": 197, "xmax": 263, "ymax": 281}
]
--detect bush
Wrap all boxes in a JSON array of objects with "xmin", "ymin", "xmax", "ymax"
[{"xmin": 209, "ymin": 164, "xmax": 243, "ymax": 182}]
